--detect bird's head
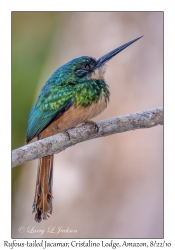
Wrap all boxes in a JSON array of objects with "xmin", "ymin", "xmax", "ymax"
[{"xmin": 64, "ymin": 36, "xmax": 143, "ymax": 82}]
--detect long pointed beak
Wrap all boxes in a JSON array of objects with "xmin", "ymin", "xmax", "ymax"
[{"xmin": 95, "ymin": 36, "xmax": 143, "ymax": 69}]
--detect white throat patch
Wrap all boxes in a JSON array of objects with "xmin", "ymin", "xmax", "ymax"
[{"xmin": 87, "ymin": 65, "xmax": 106, "ymax": 80}]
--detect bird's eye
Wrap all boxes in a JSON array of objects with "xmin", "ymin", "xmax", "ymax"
[{"xmin": 84, "ymin": 64, "xmax": 90, "ymax": 70}]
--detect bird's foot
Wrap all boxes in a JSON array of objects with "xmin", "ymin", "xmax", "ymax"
[
  {"xmin": 56, "ymin": 127, "xmax": 70, "ymax": 140},
  {"xmin": 84, "ymin": 120, "xmax": 99, "ymax": 132}
]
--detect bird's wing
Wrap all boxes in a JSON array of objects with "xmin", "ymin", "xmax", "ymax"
[{"xmin": 26, "ymin": 82, "xmax": 75, "ymax": 143}]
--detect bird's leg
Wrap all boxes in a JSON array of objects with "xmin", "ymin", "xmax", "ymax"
[
  {"xmin": 84, "ymin": 120, "xmax": 99, "ymax": 132},
  {"xmin": 56, "ymin": 126, "xmax": 71, "ymax": 140}
]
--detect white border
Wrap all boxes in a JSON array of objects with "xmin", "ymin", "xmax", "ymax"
[{"xmin": 0, "ymin": 0, "xmax": 174, "ymax": 248}]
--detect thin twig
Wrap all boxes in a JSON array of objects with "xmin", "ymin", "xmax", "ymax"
[{"xmin": 12, "ymin": 107, "xmax": 163, "ymax": 168}]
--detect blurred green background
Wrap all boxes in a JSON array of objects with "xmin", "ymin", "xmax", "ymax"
[
  {"xmin": 12, "ymin": 12, "xmax": 64, "ymax": 149},
  {"xmin": 12, "ymin": 12, "xmax": 163, "ymax": 238}
]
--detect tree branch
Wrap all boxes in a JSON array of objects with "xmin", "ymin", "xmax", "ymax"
[{"xmin": 12, "ymin": 107, "xmax": 163, "ymax": 168}]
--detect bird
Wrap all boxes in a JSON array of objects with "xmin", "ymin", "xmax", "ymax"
[{"xmin": 26, "ymin": 36, "xmax": 143, "ymax": 222}]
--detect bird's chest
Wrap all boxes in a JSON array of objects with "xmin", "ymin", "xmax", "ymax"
[
  {"xmin": 39, "ymin": 92, "xmax": 107, "ymax": 139},
  {"xmin": 57, "ymin": 91, "xmax": 107, "ymax": 130}
]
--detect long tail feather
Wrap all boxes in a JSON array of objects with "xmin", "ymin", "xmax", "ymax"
[{"xmin": 32, "ymin": 155, "xmax": 54, "ymax": 222}]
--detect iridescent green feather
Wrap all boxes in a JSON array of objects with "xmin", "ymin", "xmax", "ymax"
[{"xmin": 26, "ymin": 56, "xmax": 110, "ymax": 143}]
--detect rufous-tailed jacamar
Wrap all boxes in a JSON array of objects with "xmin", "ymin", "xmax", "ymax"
[{"xmin": 26, "ymin": 36, "xmax": 142, "ymax": 222}]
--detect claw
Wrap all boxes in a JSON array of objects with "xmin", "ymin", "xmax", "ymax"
[
  {"xmin": 84, "ymin": 120, "xmax": 99, "ymax": 132},
  {"xmin": 56, "ymin": 126, "xmax": 70, "ymax": 140},
  {"xmin": 65, "ymin": 131, "xmax": 70, "ymax": 140}
]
